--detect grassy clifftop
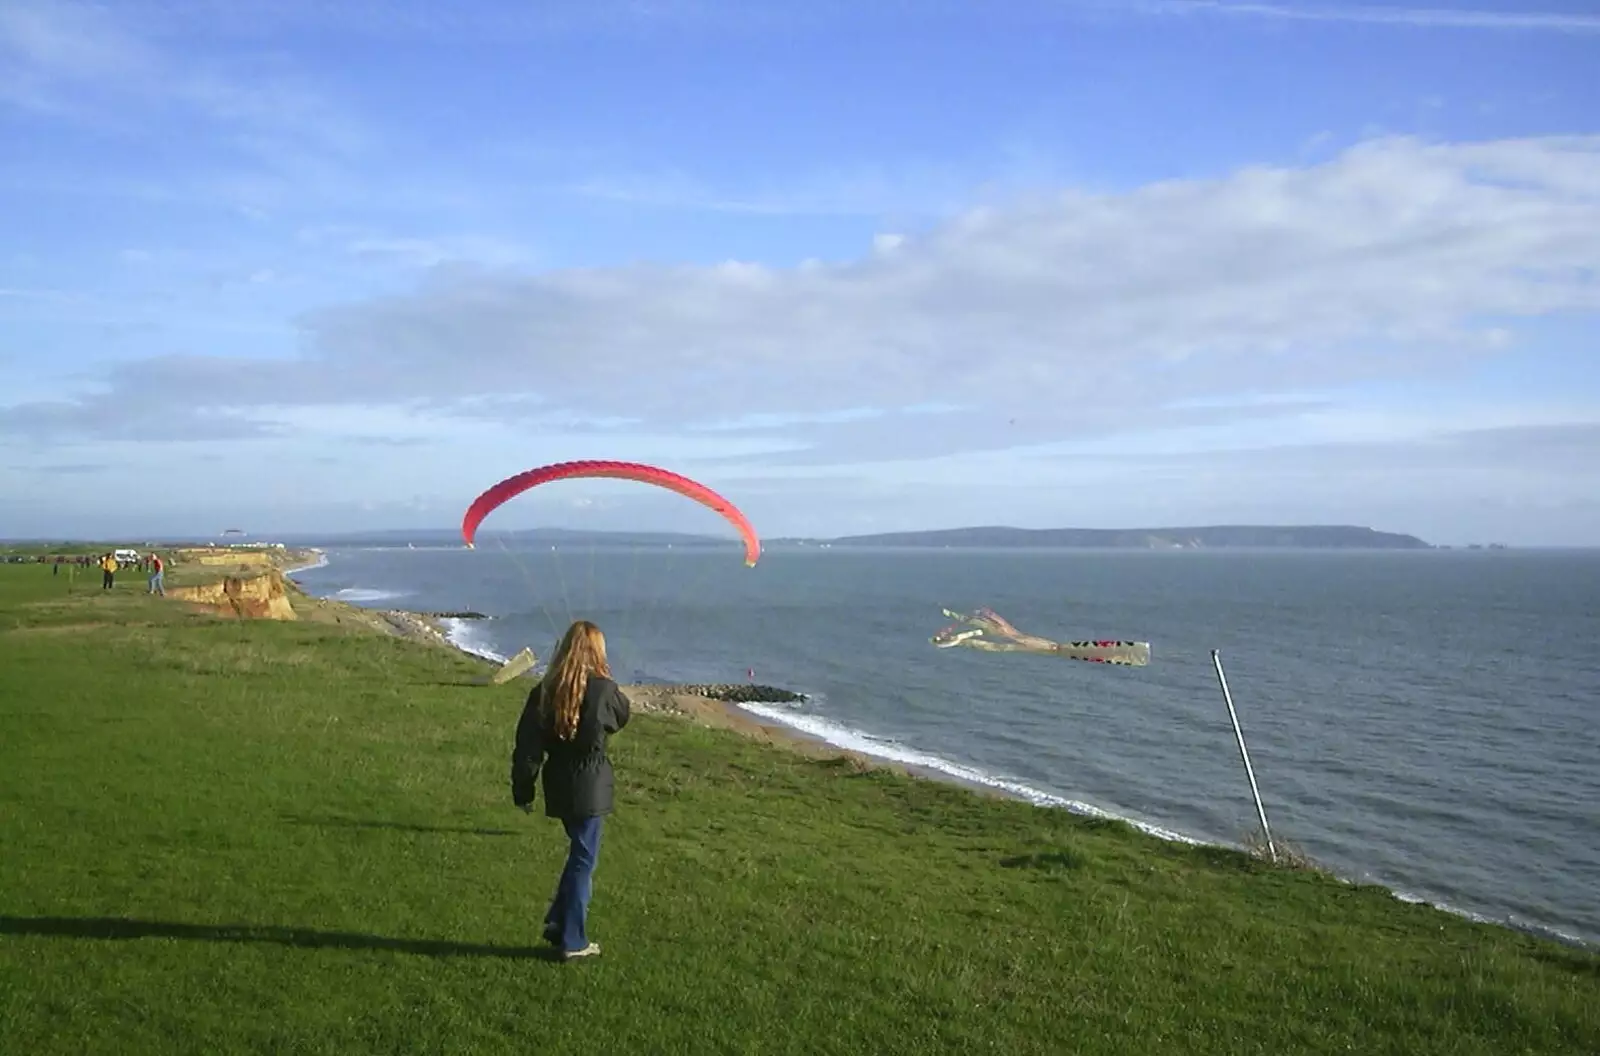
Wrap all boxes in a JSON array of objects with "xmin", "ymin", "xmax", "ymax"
[{"xmin": 0, "ymin": 563, "xmax": 1594, "ymax": 1054}]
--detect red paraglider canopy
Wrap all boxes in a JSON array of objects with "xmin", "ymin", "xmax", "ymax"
[{"xmin": 461, "ymin": 459, "xmax": 761, "ymax": 566}]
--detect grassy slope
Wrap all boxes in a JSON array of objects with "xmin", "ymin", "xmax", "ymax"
[{"xmin": 0, "ymin": 565, "xmax": 1595, "ymax": 1055}]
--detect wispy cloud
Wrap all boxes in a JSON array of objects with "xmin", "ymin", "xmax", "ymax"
[
  {"xmin": 556, "ymin": 161, "xmax": 1004, "ymax": 219},
  {"xmin": 61, "ymin": 0, "xmax": 869, "ymax": 43},
  {"xmin": 333, "ymin": 233, "xmax": 537, "ymax": 271},
  {"xmin": 75, "ymin": 0, "xmax": 1600, "ymax": 39},
  {"xmin": 0, "ymin": 0, "xmax": 368, "ymax": 188},
  {"xmin": 7, "ymin": 461, "xmax": 109, "ymax": 475},
  {"xmin": 1167, "ymin": 420, "xmax": 1600, "ymax": 472},
  {"xmin": 289, "ymin": 225, "xmax": 541, "ymax": 271},
  {"xmin": 0, "ymin": 393, "xmax": 285, "ymax": 443},
  {"xmin": 0, "ymin": 287, "xmax": 75, "ymax": 300},
  {"xmin": 1128, "ymin": 1, "xmax": 1600, "ymax": 34}
]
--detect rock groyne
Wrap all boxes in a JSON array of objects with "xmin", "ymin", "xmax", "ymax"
[{"xmin": 666, "ymin": 683, "xmax": 807, "ymax": 704}]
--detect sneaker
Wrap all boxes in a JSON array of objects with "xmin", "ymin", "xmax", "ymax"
[{"xmin": 561, "ymin": 942, "xmax": 601, "ymax": 961}]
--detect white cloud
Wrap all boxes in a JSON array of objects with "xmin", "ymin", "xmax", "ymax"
[
  {"xmin": 4, "ymin": 133, "xmax": 1598, "ymax": 465},
  {"xmin": 296, "ymin": 134, "xmax": 1600, "ymax": 447}
]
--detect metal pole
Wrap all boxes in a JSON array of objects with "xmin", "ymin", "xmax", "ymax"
[{"xmin": 1211, "ymin": 649, "xmax": 1276, "ymax": 863}]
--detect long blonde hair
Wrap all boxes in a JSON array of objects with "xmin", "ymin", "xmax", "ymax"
[{"xmin": 540, "ymin": 620, "xmax": 611, "ymax": 741}]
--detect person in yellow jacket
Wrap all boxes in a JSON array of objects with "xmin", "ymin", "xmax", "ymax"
[{"xmin": 100, "ymin": 553, "xmax": 117, "ymax": 590}]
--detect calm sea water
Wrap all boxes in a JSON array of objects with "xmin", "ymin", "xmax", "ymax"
[{"xmin": 288, "ymin": 544, "xmax": 1600, "ymax": 948}]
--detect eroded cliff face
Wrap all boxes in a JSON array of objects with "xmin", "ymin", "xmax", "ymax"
[{"xmin": 169, "ymin": 570, "xmax": 296, "ymax": 620}]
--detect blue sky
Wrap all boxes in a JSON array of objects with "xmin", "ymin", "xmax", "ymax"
[{"xmin": 2, "ymin": 0, "xmax": 1597, "ymax": 545}]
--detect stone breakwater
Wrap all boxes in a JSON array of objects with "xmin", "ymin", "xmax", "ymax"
[
  {"xmin": 666, "ymin": 683, "xmax": 808, "ymax": 704},
  {"xmin": 325, "ymin": 603, "xmax": 808, "ymax": 704},
  {"xmin": 378, "ymin": 610, "xmax": 455, "ymax": 645}
]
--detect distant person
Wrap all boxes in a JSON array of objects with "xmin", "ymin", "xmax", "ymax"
[
  {"xmin": 147, "ymin": 553, "xmax": 165, "ymax": 596},
  {"xmin": 510, "ymin": 619, "xmax": 631, "ymax": 961},
  {"xmin": 100, "ymin": 553, "xmax": 117, "ymax": 590}
]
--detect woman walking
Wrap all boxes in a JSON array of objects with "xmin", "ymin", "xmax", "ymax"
[{"xmin": 510, "ymin": 619, "xmax": 631, "ymax": 960}]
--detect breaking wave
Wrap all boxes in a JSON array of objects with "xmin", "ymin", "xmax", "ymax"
[
  {"xmin": 736, "ymin": 701, "xmax": 1203, "ymax": 846},
  {"xmin": 331, "ymin": 587, "xmax": 409, "ymax": 603},
  {"xmin": 437, "ymin": 616, "xmax": 509, "ymax": 664}
]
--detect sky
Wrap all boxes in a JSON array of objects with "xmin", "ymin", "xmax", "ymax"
[{"xmin": 1, "ymin": 0, "xmax": 1597, "ymax": 546}]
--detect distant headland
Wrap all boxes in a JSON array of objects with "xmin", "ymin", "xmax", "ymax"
[
  {"xmin": 805, "ymin": 524, "xmax": 1434, "ymax": 550},
  {"xmin": 277, "ymin": 524, "xmax": 1435, "ymax": 550}
]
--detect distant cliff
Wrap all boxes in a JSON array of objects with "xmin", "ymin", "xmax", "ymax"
[{"xmin": 822, "ymin": 525, "xmax": 1432, "ymax": 550}]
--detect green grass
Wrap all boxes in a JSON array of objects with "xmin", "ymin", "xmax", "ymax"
[
  {"xmin": 1, "ymin": 541, "xmax": 127, "ymax": 557},
  {"xmin": 1, "ymin": 546, "xmax": 321, "ymax": 597},
  {"xmin": 1, "ymin": 563, "xmax": 1595, "ymax": 1055}
]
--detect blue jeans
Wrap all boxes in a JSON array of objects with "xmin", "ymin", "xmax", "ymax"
[
  {"xmin": 545, "ymin": 815, "xmax": 603, "ymax": 950},
  {"xmin": 148, "ymin": 572, "xmax": 164, "ymax": 595}
]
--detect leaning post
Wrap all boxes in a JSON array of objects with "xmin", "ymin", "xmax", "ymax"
[{"xmin": 1211, "ymin": 649, "xmax": 1276, "ymax": 863}]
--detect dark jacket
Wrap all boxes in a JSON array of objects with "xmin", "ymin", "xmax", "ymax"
[{"xmin": 511, "ymin": 675, "xmax": 632, "ymax": 819}]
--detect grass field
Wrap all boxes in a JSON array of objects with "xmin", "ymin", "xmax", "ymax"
[
  {"xmin": 1, "ymin": 562, "xmax": 1595, "ymax": 1054},
  {"xmin": 0, "ymin": 543, "xmax": 320, "ymax": 591}
]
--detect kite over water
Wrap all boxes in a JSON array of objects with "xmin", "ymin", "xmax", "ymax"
[
  {"xmin": 932, "ymin": 607, "xmax": 1151, "ymax": 666},
  {"xmin": 461, "ymin": 459, "xmax": 761, "ymax": 566}
]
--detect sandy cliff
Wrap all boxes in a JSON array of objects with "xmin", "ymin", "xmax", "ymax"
[{"xmin": 168, "ymin": 569, "xmax": 297, "ymax": 620}]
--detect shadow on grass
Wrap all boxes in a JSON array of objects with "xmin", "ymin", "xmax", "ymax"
[
  {"xmin": 282, "ymin": 813, "xmax": 520, "ymax": 837},
  {"xmin": 0, "ymin": 916, "xmax": 567, "ymax": 960}
]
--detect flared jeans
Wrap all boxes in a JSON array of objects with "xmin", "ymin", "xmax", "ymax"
[{"xmin": 545, "ymin": 815, "xmax": 603, "ymax": 950}]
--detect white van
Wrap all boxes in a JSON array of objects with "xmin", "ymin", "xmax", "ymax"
[{"xmin": 113, "ymin": 548, "xmax": 140, "ymax": 566}]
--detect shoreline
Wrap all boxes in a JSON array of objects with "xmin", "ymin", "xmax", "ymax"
[
  {"xmin": 276, "ymin": 554, "xmax": 1061, "ymax": 811},
  {"xmin": 264, "ymin": 551, "xmax": 1368, "ymax": 847},
  {"xmin": 275, "ymin": 549, "xmax": 1597, "ymax": 953}
]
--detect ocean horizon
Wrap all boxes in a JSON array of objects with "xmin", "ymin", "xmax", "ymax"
[{"xmin": 285, "ymin": 543, "xmax": 1599, "ymax": 951}]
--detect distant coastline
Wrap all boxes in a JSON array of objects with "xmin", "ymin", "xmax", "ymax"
[
  {"xmin": 814, "ymin": 524, "xmax": 1434, "ymax": 550},
  {"xmin": 281, "ymin": 523, "xmax": 1436, "ymax": 551}
]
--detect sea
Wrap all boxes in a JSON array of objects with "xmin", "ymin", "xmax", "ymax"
[{"xmin": 285, "ymin": 543, "xmax": 1600, "ymax": 949}]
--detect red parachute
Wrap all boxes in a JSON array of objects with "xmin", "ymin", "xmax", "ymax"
[{"xmin": 461, "ymin": 459, "xmax": 761, "ymax": 566}]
